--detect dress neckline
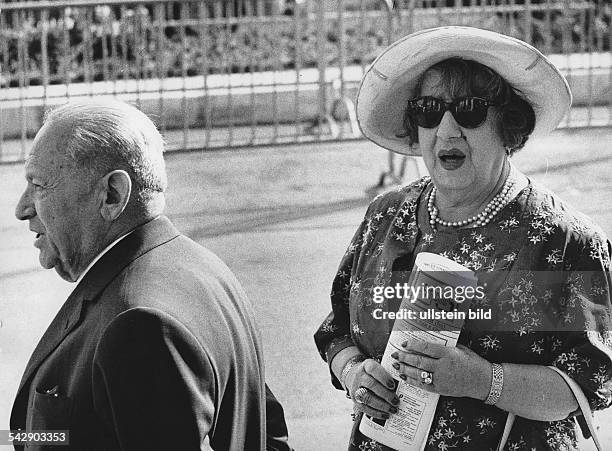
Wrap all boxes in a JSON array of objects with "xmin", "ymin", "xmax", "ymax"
[{"xmin": 416, "ymin": 178, "xmax": 533, "ymax": 236}]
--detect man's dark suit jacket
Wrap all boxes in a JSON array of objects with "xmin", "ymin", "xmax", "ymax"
[{"xmin": 10, "ymin": 216, "xmax": 266, "ymax": 450}]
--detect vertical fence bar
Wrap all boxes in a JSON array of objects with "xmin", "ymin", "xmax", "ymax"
[
  {"xmin": 101, "ymin": 6, "xmax": 111, "ymax": 83},
  {"xmin": 134, "ymin": 3, "xmax": 144, "ymax": 108},
  {"xmin": 316, "ymin": 0, "xmax": 327, "ymax": 140},
  {"xmin": 212, "ymin": 0, "xmax": 223, "ymax": 145},
  {"xmin": 543, "ymin": 0, "xmax": 553, "ymax": 54},
  {"xmin": 179, "ymin": 1, "xmax": 189, "ymax": 150},
  {"xmin": 17, "ymin": 10, "xmax": 27, "ymax": 158},
  {"xmin": 61, "ymin": 6, "xmax": 71, "ymax": 98},
  {"xmin": 255, "ymin": 0, "xmax": 266, "ymax": 143},
  {"xmin": 0, "ymin": 12, "xmax": 5, "ymax": 159},
  {"xmin": 120, "ymin": 5, "xmax": 129, "ymax": 93},
  {"xmin": 155, "ymin": 3, "xmax": 166, "ymax": 133},
  {"xmin": 293, "ymin": 0, "xmax": 303, "ymax": 140},
  {"xmin": 40, "ymin": 9, "xmax": 50, "ymax": 109},
  {"xmin": 523, "ymin": 0, "xmax": 532, "ymax": 44},
  {"xmin": 358, "ymin": 0, "xmax": 366, "ymax": 74},
  {"xmin": 224, "ymin": 0, "xmax": 234, "ymax": 146},
  {"xmin": 386, "ymin": 0, "xmax": 393, "ymax": 45},
  {"xmin": 271, "ymin": 2, "xmax": 280, "ymax": 143},
  {"xmin": 405, "ymin": 0, "xmax": 417, "ymax": 38},
  {"xmin": 84, "ymin": 7, "xmax": 94, "ymax": 96},
  {"xmin": 561, "ymin": 0, "xmax": 572, "ymax": 125},
  {"xmin": 234, "ymin": 0, "xmax": 250, "ymax": 145},
  {"xmin": 585, "ymin": 2, "xmax": 594, "ymax": 125},
  {"xmin": 608, "ymin": 2, "xmax": 612, "ymax": 126},
  {"xmin": 337, "ymin": 0, "xmax": 346, "ymax": 138},
  {"xmin": 245, "ymin": 0, "xmax": 257, "ymax": 144},
  {"xmin": 109, "ymin": 6, "xmax": 119, "ymax": 97},
  {"xmin": 198, "ymin": 0, "xmax": 211, "ymax": 148}
]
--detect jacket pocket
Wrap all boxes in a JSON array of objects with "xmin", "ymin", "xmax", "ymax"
[{"xmin": 29, "ymin": 387, "xmax": 72, "ymax": 431}]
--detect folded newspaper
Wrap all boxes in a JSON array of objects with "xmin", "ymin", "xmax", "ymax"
[{"xmin": 359, "ymin": 252, "xmax": 478, "ymax": 450}]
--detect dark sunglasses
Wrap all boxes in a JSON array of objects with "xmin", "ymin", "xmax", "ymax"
[{"xmin": 406, "ymin": 96, "xmax": 496, "ymax": 129}]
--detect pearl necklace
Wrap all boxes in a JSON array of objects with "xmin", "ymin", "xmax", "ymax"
[{"xmin": 427, "ymin": 174, "xmax": 516, "ymax": 231}]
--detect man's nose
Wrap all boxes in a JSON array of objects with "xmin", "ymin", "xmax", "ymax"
[
  {"xmin": 436, "ymin": 111, "xmax": 464, "ymax": 140},
  {"xmin": 15, "ymin": 187, "xmax": 35, "ymax": 221}
]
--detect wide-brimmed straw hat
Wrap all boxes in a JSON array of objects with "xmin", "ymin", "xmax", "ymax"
[{"xmin": 356, "ymin": 26, "xmax": 572, "ymax": 155}]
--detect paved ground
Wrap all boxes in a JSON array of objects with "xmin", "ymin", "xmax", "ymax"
[{"xmin": 1, "ymin": 127, "xmax": 611, "ymax": 449}]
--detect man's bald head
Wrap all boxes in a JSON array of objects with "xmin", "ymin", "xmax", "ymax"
[{"xmin": 43, "ymin": 99, "xmax": 167, "ymax": 216}]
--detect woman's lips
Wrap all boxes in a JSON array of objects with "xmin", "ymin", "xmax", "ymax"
[{"xmin": 438, "ymin": 148, "xmax": 466, "ymax": 170}]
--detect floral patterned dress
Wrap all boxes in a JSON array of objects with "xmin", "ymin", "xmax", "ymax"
[{"xmin": 314, "ymin": 176, "xmax": 612, "ymax": 451}]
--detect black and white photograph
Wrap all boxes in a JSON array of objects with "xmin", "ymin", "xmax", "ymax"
[{"xmin": 1, "ymin": 0, "xmax": 611, "ymax": 449}]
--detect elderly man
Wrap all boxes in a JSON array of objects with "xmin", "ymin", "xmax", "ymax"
[{"xmin": 10, "ymin": 99, "xmax": 276, "ymax": 450}]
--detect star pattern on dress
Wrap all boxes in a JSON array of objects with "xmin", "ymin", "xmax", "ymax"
[
  {"xmin": 475, "ymin": 417, "xmax": 496, "ymax": 433},
  {"xmin": 479, "ymin": 335, "xmax": 501, "ymax": 351},
  {"xmin": 530, "ymin": 339, "xmax": 544, "ymax": 354},
  {"xmin": 546, "ymin": 249, "xmax": 563, "ymax": 265},
  {"xmin": 318, "ymin": 179, "xmax": 612, "ymax": 451},
  {"xmin": 358, "ymin": 439, "xmax": 383, "ymax": 451},
  {"xmin": 529, "ymin": 235, "xmax": 541, "ymax": 244},
  {"xmin": 500, "ymin": 216, "xmax": 520, "ymax": 232}
]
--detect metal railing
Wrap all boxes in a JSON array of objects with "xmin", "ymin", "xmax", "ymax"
[{"xmin": 0, "ymin": 0, "xmax": 610, "ymax": 162}]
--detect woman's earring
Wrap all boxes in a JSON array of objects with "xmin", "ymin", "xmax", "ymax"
[{"xmin": 504, "ymin": 146, "xmax": 512, "ymax": 156}]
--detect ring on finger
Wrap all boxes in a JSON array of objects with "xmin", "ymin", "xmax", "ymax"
[
  {"xmin": 351, "ymin": 404, "xmax": 360, "ymax": 421},
  {"xmin": 354, "ymin": 387, "xmax": 369, "ymax": 404},
  {"xmin": 420, "ymin": 370, "xmax": 433, "ymax": 385}
]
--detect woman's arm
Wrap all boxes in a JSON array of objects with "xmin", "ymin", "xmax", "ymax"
[
  {"xmin": 331, "ymin": 346, "xmax": 400, "ymax": 420},
  {"xmin": 330, "ymin": 346, "xmax": 364, "ymax": 383},
  {"xmin": 489, "ymin": 363, "xmax": 578, "ymax": 421},
  {"xmin": 393, "ymin": 341, "xmax": 578, "ymax": 422},
  {"xmin": 314, "ymin": 205, "xmax": 370, "ymax": 388}
]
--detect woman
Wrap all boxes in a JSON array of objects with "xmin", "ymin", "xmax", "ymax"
[{"xmin": 314, "ymin": 27, "xmax": 612, "ymax": 450}]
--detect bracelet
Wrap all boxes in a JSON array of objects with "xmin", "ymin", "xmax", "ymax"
[
  {"xmin": 484, "ymin": 363, "xmax": 504, "ymax": 405},
  {"xmin": 340, "ymin": 355, "xmax": 367, "ymax": 398}
]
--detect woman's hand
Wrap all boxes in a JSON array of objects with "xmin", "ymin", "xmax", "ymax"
[
  {"xmin": 345, "ymin": 359, "xmax": 401, "ymax": 420},
  {"xmin": 392, "ymin": 341, "xmax": 491, "ymax": 400}
]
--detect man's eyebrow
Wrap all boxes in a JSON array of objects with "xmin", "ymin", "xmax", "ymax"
[{"xmin": 24, "ymin": 165, "xmax": 40, "ymax": 182}]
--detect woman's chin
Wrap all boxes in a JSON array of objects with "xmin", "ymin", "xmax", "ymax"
[{"xmin": 431, "ymin": 169, "xmax": 474, "ymax": 191}]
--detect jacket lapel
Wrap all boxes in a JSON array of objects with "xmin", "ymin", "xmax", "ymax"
[
  {"xmin": 16, "ymin": 288, "xmax": 86, "ymax": 393},
  {"xmin": 12, "ymin": 216, "xmax": 180, "ymax": 409}
]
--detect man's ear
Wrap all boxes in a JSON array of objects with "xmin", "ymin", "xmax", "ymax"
[{"xmin": 99, "ymin": 170, "xmax": 132, "ymax": 221}]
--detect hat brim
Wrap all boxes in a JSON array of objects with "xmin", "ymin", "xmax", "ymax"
[{"xmin": 356, "ymin": 26, "xmax": 572, "ymax": 156}]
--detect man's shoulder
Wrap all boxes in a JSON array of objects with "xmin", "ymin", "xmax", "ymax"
[
  {"xmin": 100, "ymin": 232, "xmax": 254, "ymax": 330},
  {"xmin": 127, "ymin": 233, "xmax": 242, "ymax": 290},
  {"xmin": 92, "ymin": 236, "xmax": 260, "ymax": 362}
]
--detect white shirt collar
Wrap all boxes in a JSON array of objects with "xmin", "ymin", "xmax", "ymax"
[{"xmin": 73, "ymin": 230, "xmax": 134, "ymax": 286}]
